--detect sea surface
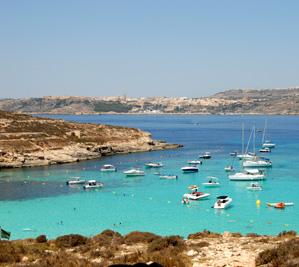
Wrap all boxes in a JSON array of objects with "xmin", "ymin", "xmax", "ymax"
[{"xmin": 1, "ymin": 115, "xmax": 299, "ymax": 240}]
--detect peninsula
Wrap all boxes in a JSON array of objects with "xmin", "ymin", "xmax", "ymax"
[
  {"xmin": 0, "ymin": 110, "xmax": 181, "ymax": 168},
  {"xmin": 1, "ymin": 88, "xmax": 299, "ymax": 115}
]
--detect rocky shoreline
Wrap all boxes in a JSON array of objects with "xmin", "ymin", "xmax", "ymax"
[
  {"xmin": 0, "ymin": 111, "xmax": 181, "ymax": 168},
  {"xmin": 0, "ymin": 230, "xmax": 298, "ymax": 266}
]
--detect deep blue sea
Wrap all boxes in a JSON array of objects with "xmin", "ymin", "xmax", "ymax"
[{"xmin": 1, "ymin": 115, "xmax": 299, "ymax": 240}]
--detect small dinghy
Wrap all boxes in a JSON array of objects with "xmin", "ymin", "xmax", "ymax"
[
  {"xmin": 213, "ymin": 196, "xmax": 232, "ymax": 209},
  {"xmin": 123, "ymin": 169, "xmax": 145, "ymax": 177},
  {"xmin": 247, "ymin": 182, "xmax": 262, "ymax": 191},
  {"xmin": 83, "ymin": 180, "xmax": 103, "ymax": 189},
  {"xmin": 224, "ymin": 165, "xmax": 234, "ymax": 172},
  {"xmin": 202, "ymin": 176, "xmax": 220, "ymax": 187},
  {"xmin": 267, "ymin": 202, "xmax": 294, "ymax": 209},
  {"xmin": 145, "ymin": 162, "xmax": 163, "ymax": 168},
  {"xmin": 100, "ymin": 164, "xmax": 117, "ymax": 172},
  {"xmin": 199, "ymin": 152, "xmax": 211, "ymax": 159},
  {"xmin": 183, "ymin": 185, "xmax": 210, "ymax": 200},
  {"xmin": 66, "ymin": 177, "xmax": 86, "ymax": 185},
  {"xmin": 159, "ymin": 175, "xmax": 178, "ymax": 180},
  {"xmin": 187, "ymin": 160, "xmax": 202, "ymax": 165},
  {"xmin": 259, "ymin": 147, "xmax": 271, "ymax": 153}
]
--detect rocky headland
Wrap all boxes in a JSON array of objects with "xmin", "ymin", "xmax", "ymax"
[
  {"xmin": 0, "ymin": 230, "xmax": 298, "ymax": 267},
  {"xmin": 0, "ymin": 110, "xmax": 181, "ymax": 168},
  {"xmin": 1, "ymin": 88, "xmax": 299, "ymax": 114}
]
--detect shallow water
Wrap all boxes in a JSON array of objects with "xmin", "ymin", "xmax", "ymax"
[{"xmin": 1, "ymin": 115, "xmax": 299, "ymax": 239}]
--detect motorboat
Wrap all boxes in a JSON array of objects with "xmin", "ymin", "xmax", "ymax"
[
  {"xmin": 145, "ymin": 162, "xmax": 163, "ymax": 168},
  {"xmin": 246, "ymin": 182, "xmax": 262, "ymax": 191},
  {"xmin": 199, "ymin": 152, "xmax": 211, "ymax": 159},
  {"xmin": 242, "ymin": 158, "xmax": 272, "ymax": 168},
  {"xmin": 159, "ymin": 175, "xmax": 178, "ymax": 180},
  {"xmin": 213, "ymin": 196, "xmax": 232, "ymax": 209},
  {"xmin": 267, "ymin": 202, "xmax": 294, "ymax": 209},
  {"xmin": 123, "ymin": 169, "xmax": 145, "ymax": 177},
  {"xmin": 83, "ymin": 180, "xmax": 103, "ymax": 189},
  {"xmin": 259, "ymin": 147, "xmax": 271, "ymax": 153},
  {"xmin": 224, "ymin": 165, "xmax": 234, "ymax": 172},
  {"xmin": 183, "ymin": 185, "xmax": 210, "ymax": 200},
  {"xmin": 202, "ymin": 176, "xmax": 220, "ymax": 187},
  {"xmin": 181, "ymin": 166, "xmax": 199, "ymax": 173},
  {"xmin": 100, "ymin": 164, "xmax": 117, "ymax": 172},
  {"xmin": 187, "ymin": 160, "xmax": 202, "ymax": 165},
  {"xmin": 66, "ymin": 177, "xmax": 86, "ymax": 185},
  {"xmin": 229, "ymin": 169, "xmax": 265, "ymax": 181}
]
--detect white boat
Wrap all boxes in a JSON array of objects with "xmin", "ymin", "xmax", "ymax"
[
  {"xmin": 159, "ymin": 175, "xmax": 178, "ymax": 180},
  {"xmin": 237, "ymin": 153, "xmax": 256, "ymax": 160},
  {"xmin": 145, "ymin": 162, "xmax": 163, "ymax": 168},
  {"xmin": 237, "ymin": 125, "xmax": 256, "ymax": 160},
  {"xmin": 181, "ymin": 166, "xmax": 199, "ymax": 173},
  {"xmin": 199, "ymin": 152, "xmax": 211, "ymax": 159},
  {"xmin": 66, "ymin": 177, "xmax": 86, "ymax": 185},
  {"xmin": 187, "ymin": 160, "xmax": 202, "ymax": 165},
  {"xmin": 100, "ymin": 164, "xmax": 117, "ymax": 172},
  {"xmin": 261, "ymin": 119, "xmax": 276, "ymax": 148},
  {"xmin": 242, "ymin": 158, "xmax": 272, "ymax": 168},
  {"xmin": 123, "ymin": 169, "xmax": 145, "ymax": 177},
  {"xmin": 247, "ymin": 182, "xmax": 262, "ymax": 191},
  {"xmin": 262, "ymin": 141, "xmax": 276, "ymax": 149},
  {"xmin": 202, "ymin": 176, "xmax": 220, "ymax": 187},
  {"xmin": 259, "ymin": 147, "xmax": 271, "ymax": 153},
  {"xmin": 229, "ymin": 169, "xmax": 265, "ymax": 181},
  {"xmin": 183, "ymin": 185, "xmax": 210, "ymax": 200},
  {"xmin": 213, "ymin": 196, "xmax": 232, "ymax": 209},
  {"xmin": 224, "ymin": 165, "xmax": 234, "ymax": 172},
  {"xmin": 83, "ymin": 180, "xmax": 103, "ymax": 189}
]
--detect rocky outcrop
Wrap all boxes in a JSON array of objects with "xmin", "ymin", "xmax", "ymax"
[{"xmin": 0, "ymin": 110, "xmax": 181, "ymax": 168}]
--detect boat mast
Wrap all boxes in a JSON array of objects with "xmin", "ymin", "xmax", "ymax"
[
  {"xmin": 242, "ymin": 123, "xmax": 244, "ymax": 155},
  {"xmin": 253, "ymin": 125, "xmax": 256, "ymax": 154},
  {"xmin": 245, "ymin": 127, "xmax": 253, "ymax": 154},
  {"xmin": 262, "ymin": 118, "xmax": 267, "ymax": 144}
]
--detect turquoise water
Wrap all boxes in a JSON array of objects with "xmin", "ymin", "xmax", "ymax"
[{"xmin": 1, "ymin": 115, "xmax": 299, "ymax": 239}]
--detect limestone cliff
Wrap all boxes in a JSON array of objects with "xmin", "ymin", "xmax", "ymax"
[{"xmin": 0, "ymin": 111, "xmax": 181, "ymax": 168}]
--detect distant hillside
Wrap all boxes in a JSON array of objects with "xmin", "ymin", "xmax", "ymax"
[{"xmin": 0, "ymin": 88, "xmax": 299, "ymax": 114}]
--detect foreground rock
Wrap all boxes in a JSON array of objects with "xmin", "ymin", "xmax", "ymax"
[
  {"xmin": 0, "ymin": 111, "xmax": 181, "ymax": 168},
  {"xmin": 0, "ymin": 230, "xmax": 297, "ymax": 267}
]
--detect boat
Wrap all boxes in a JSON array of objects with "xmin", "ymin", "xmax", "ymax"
[
  {"xmin": 230, "ymin": 152, "xmax": 237, "ymax": 157},
  {"xmin": 213, "ymin": 196, "xmax": 232, "ymax": 209},
  {"xmin": 159, "ymin": 175, "xmax": 178, "ymax": 180},
  {"xmin": 123, "ymin": 169, "xmax": 145, "ymax": 177},
  {"xmin": 100, "ymin": 164, "xmax": 117, "ymax": 172},
  {"xmin": 183, "ymin": 185, "xmax": 210, "ymax": 200},
  {"xmin": 83, "ymin": 180, "xmax": 103, "ymax": 189},
  {"xmin": 229, "ymin": 169, "xmax": 265, "ymax": 181},
  {"xmin": 246, "ymin": 182, "xmax": 262, "ymax": 191},
  {"xmin": 259, "ymin": 147, "xmax": 271, "ymax": 153},
  {"xmin": 261, "ymin": 119, "xmax": 276, "ymax": 148},
  {"xmin": 145, "ymin": 162, "xmax": 163, "ymax": 168},
  {"xmin": 66, "ymin": 177, "xmax": 86, "ymax": 185},
  {"xmin": 242, "ymin": 158, "xmax": 272, "ymax": 168},
  {"xmin": 224, "ymin": 165, "xmax": 234, "ymax": 172},
  {"xmin": 199, "ymin": 152, "xmax": 211, "ymax": 159},
  {"xmin": 187, "ymin": 160, "xmax": 202, "ymax": 165},
  {"xmin": 237, "ymin": 125, "xmax": 256, "ymax": 160},
  {"xmin": 181, "ymin": 166, "xmax": 199, "ymax": 173},
  {"xmin": 267, "ymin": 202, "xmax": 294, "ymax": 209},
  {"xmin": 202, "ymin": 177, "xmax": 220, "ymax": 187},
  {"xmin": 262, "ymin": 140, "xmax": 276, "ymax": 149}
]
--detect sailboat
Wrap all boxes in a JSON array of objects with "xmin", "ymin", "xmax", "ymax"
[
  {"xmin": 237, "ymin": 124, "xmax": 255, "ymax": 160},
  {"xmin": 261, "ymin": 119, "xmax": 276, "ymax": 149},
  {"xmin": 242, "ymin": 126, "xmax": 272, "ymax": 168}
]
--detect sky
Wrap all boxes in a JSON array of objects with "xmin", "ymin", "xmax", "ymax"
[{"xmin": 0, "ymin": 1, "xmax": 299, "ymax": 98}]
